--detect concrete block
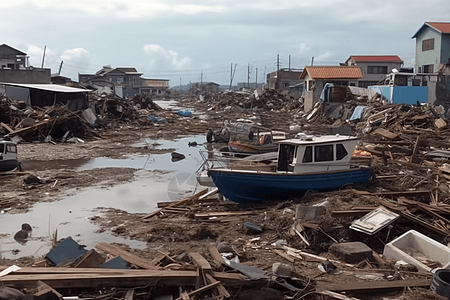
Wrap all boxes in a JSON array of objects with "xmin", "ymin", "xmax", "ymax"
[
  {"xmin": 295, "ymin": 205, "xmax": 325, "ymax": 224},
  {"xmin": 272, "ymin": 262, "xmax": 291, "ymax": 277},
  {"xmin": 383, "ymin": 230, "xmax": 450, "ymax": 273},
  {"xmin": 329, "ymin": 242, "xmax": 372, "ymax": 263}
]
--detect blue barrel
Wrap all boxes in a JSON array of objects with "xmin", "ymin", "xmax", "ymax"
[{"xmin": 431, "ymin": 269, "xmax": 450, "ymax": 299}]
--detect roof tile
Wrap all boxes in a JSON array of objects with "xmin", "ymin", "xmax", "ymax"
[{"xmin": 301, "ymin": 66, "xmax": 363, "ymax": 79}]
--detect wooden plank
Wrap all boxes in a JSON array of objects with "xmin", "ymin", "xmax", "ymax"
[
  {"xmin": 143, "ymin": 189, "xmax": 208, "ymax": 219},
  {"xmin": 0, "ymin": 122, "xmax": 14, "ymax": 133},
  {"xmin": 272, "ymin": 249, "xmax": 295, "ymax": 263},
  {"xmin": 0, "ymin": 270, "xmax": 199, "ymax": 289},
  {"xmin": 205, "ymin": 273, "xmax": 231, "ymax": 299},
  {"xmin": 95, "ymin": 243, "xmax": 159, "ymax": 270},
  {"xmin": 209, "ymin": 246, "xmax": 225, "ymax": 265},
  {"xmin": 181, "ymin": 291, "xmax": 190, "ymax": 300},
  {"xmin": 188, "ymin": 252, "xmax": 212, "ymax": 272},
  {"xmin": 373, "ymin": 128, "xmax": 398, "ymax": 140},
  {"xmin": 34, "ymin": 281, "xmax": 63, "ymax": 299},
  {"xmin": 316, "ymin": 278, "xmax": 430, "ymax": 293},
  {"xmin": 174, "ymin": 282, "xmax": 220, "ymax": 300},
  {"xmin": 195, "ymin": 211, "xmax": 256, "ymax": 219},
  {"xmin": 435, "ymin": 118, "xmax": 447, "ymax": 129},
  {"xmin": 316, "ymin": 290, "xmax": 362, "ymax": 300}
]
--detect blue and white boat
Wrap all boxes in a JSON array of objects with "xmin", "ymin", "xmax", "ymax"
[{"xmin": 208, "ymin": 134, "xmax": 371, "ymax": 203}]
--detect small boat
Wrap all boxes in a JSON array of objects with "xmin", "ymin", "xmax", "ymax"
[
  {"xmin": 207, "ymin": 121, "xmax": 286, "ymax": 154},
  {"xmin": 208, "ymin": 134, "xmax": 371, "ymax": 203},
  {"xmin": 0, "ymin": 139, "xmax": 21, "ymax": 172}
]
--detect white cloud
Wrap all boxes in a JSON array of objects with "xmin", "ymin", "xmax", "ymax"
[
  {"xmin": 61, "ymin": 48, "xmax": 90, "ymax": 63},
  {"xmin": 299, "ymin": 43, "xmax": 310, "ymax": 55},
  {"xmin": 143, "ymin": 45, "xmax": 193, "ymax": 71},
  {"xmin": 315, "ymin": 51, "xmax": 332, "ymax": 62}
]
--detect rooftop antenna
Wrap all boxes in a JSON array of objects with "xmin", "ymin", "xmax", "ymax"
[
  {"xmin": 58, "ymin": 61, "xmax": 63, "ymax": 75},
  {"xmin": 41, "ymin": 45, "xmax": 46, "ymax": 68}
]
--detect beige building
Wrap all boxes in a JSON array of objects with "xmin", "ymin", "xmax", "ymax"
[
  {"xmin": 300, "ymin": 66, "xmax": 362, "ymax": 112},
  {"xmin": 344, "ymin": 55, "xmax": 403, "ymax": 88}
]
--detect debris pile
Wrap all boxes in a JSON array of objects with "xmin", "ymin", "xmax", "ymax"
[{"xmin": 183, "ymin": 89, "xmax": 300, "ymax": 111}]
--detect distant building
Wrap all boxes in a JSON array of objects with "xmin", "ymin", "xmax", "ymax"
[
  {"xmin": 300, "ymin": 66, "xmax": 363, "ymax": 111},
  {"xmin": 79, "ymin": 65, "xmax": 169, "ymax": 97},
  {"xmin": 0, "ymin": 44, "xmax": 50, "ymax": 84},
  {"xmin": 412, "ymin": 22, "xmax": 450, "ymax": 74},
  {"xmin": 344, "ymin": 55, "xmax": 404, "ymax": 87},
  {"xmin": 266, "ymin": 68, "xmax": 303, "ymax": 93},
  {"xmin": 204, "ymin": 82, "xmax": 220, "ymax": 94}
]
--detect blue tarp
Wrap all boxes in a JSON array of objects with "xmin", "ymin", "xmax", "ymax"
[
  {"xmin": 177, "ymin": 109, "xmax": 192, "ymax": 117},
  {"xmin": 350, "ymin": 106, "xmax": 368, "ymax": 121}
]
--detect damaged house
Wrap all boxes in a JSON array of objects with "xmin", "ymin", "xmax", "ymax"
[
  {"xmin": 0, "ymin": 44, "xmax": 50, "ymax": 84},
  {"xmin": 300, "ymin": 66, "xmax": 363, "ymax": 111},
  {"xmin": 79, "ymin": 65, "xmax": 169, "ymax": 98},
  {"xmin": 0, "ymin": 82, "xmax": 89, "ymax": 111}
]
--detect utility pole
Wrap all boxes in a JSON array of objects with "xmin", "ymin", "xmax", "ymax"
[
  {"xmin": 255, "ymin": 68, "xmax": 258, "ymax": 89},
  {"xmin": 289, "ymin": 55, "xmax": 291, "ymax": 72},
  {"xmin": 229, "ymin": 63, "xmax": 237, "ymax": 91},
  {"xmin": 200, "ymin": 71, "xmax": 203, "ymax": 94},
  {"xmin": 247, "ymin": 64, "xmax": 250, "ymax": 88},
  {"xmin": 229, "ymin": 63, "xmax": 233, "ymax": 90},
  {"xmin": 41, "ymin": 45, "xmax": 46, "ymax": 68},
  {"xmin": 58, "ymin": 61, "xmax": 63, "ymax": 75},
  {"xmin": 276, "ymin": 53, "xmax": 280, "ymax": 90},
  {"xmin": 180, "ymin": 77, "xmax": 182, "ymax": 91}
]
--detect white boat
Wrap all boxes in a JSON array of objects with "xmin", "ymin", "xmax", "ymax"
[{"xmin": 0, "ymin": 139, "xmax": 21, "ymax": 172}]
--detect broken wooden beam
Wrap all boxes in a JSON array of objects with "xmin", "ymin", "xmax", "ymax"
[
  {"xmin": 143, "ymin": 189, "xmax": 208, "ymax": 220},
  {"xmin": 316, "ymin": 278, "xmax": 430, "ymax": 293},
  {"xmin": 95, "ymin": 243, "xmax": 160, "ymax": 270}
]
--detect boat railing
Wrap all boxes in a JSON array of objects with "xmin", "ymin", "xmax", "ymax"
[{"xmin": 197, "ymin": 150, "xmax": 277, "ymax": 173}]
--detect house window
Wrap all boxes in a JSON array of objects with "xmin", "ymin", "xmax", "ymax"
[
  {"xmin": 283, "ymin": 82, "xmax": 289, "ymax": 88},
  {"xmin": 422, "ymin": 38, "xmax": 434, "ymax": 51},
  {"xmin": 336, "ymin": 144, "xmax": 348, "ymax": 160},
  {"xmin": 367, "ymin": 66, "xmax": 388, "ymax": 74},
  {"xmin": 314, "ymin": 145, "xmax": 334, "ymax": 162},
  {"xmin": 423, "ymin": 64, "xmax": 434, "ymax": 73}
]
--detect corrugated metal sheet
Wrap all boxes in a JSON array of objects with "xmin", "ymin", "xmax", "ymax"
[
  {"xmin": 351, "ymin": 55, "xmax": 403, "ymax": 62},
  {"xmin": 300, "ymin": 66, "xmax": 363, "ymax": 79},
  {"xmin": 0, "ymin": 82, "xmax": 90, "ymax": 93}
]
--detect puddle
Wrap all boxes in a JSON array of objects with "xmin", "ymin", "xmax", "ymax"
[{"xmin": 1, "ymin": 135, "xmax": 209, "ymax": 259}]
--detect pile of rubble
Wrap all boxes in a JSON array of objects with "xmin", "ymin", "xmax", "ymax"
[{"xmin": 183, "ymin": 89, "xmax": 301, "ymax": 111}]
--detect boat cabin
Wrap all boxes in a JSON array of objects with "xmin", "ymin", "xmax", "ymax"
[
  {"xmin": 276, "ymin": 134, "xmax": 359, "ymax": 173},
  {"xmin": 0, "ymin": 139, "xmax": 19, "ymax": 172}
]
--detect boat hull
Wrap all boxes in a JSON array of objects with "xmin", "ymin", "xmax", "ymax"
[
  {"xmin": 0, "ymin": 159, "xmax": 19, "ymax": 172},
  {"xmin": 209, "ymin": 168, "xmax": 371, "ymax": 203}
]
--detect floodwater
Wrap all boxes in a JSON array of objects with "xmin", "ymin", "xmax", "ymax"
[{"xmin": 0, "ymin": 133, "xmax": 208, "ymax": 260}]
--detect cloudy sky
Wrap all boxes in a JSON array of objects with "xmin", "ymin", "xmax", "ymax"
[{"xmin": 2, "ymin": 0, "xmax": 450, "ymax": 87}]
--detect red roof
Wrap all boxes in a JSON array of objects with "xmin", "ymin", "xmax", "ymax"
[
  {"xmin": 350, "ymin": 55, "xmax": 403, "ymax": 62},
  {"xmin": 412, "ymin": 22, "xmax": 450, "ymax": 38},
  {"xmin": 300, "ymin": 66, "xmax": 362, "ymax": 80},
  {"xmin": 427, "ymin": 22, "xmax": 450, "ymax": 34}
]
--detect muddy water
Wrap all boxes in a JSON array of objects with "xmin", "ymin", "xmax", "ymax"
[{"xmin": 0, "ymin": 135, "xmax": 207, "ymax": 259}]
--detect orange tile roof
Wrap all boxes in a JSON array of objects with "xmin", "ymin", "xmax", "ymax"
[
  {"xmin": 351, "ymin": 55, "xmax": 403, "ymax": 62},
  {"xmin": 300, "ymin": 66, "xmax": 363, "ymax": 80},
  {"xmin": 427, "ymin": 22, "xmax": 450, "ymax": 34}
]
